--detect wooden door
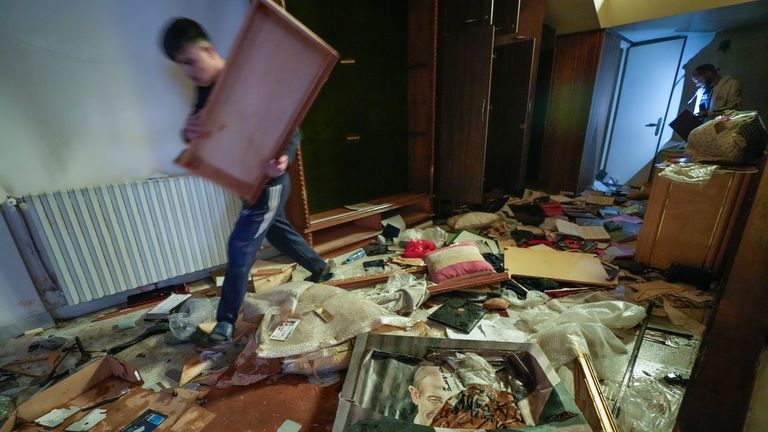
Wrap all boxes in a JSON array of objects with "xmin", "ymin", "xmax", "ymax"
[
  {"xmin": 493, "ymin": 0, "xmax": 520, "ymax": 36},
  {"xmin": 439, "ymin": 0, "xmax": 492, "ymax": 33},
  {"xmin": 437, "ymin": 27, "xmax": 494, "ymax": 204},
  {"xmin": 484, "ymin": 38, "xmax": 535, "ymax": 195}
]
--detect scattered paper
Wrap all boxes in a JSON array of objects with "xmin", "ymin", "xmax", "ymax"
[
  {"xmin": 65, "ymin": 409, "xmax": 107, "ymax": 432},
  {"xmin": 381, "ymin": 214, "xmax": 406, "ymax": 232},
  {"xmin": 344, "ymin": 202, "xmax": 384, "ymax": 211},
  {"xmin": 585, "ymin": 194, "xmax": 615, "ymax": 206},
  {"xmin": 277, "ymin": 419, "xmax": 303, "ymax": 432},
  {"xmin": 145, "ymin": 294, "xmax": 191, "ymax": 320},
  {"xmin": 555, "ymin": 219, "xmax": 611, "ymax": 241},
  {"xmin": 35, "ymin": 406, "xmax": 81, "ymax": 428},
  {"xmin": 548, "ymin": 195, "xmax": 573, "ymax": 203},
  {"xmin": 446, "ymin": 317, "xmax": 528, "ymax": 343},
  {"xmin": 270, "ymin": 319, "xmax": 301, "ymax": 341}
]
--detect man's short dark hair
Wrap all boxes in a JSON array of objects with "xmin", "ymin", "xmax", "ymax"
[
  {"xmin": 693, "ymin": 64, "xmax": 718, "ymax": 76},
  {"xmin": 161, "ymin": 18, "xmax": 210, "ymax": 60}
]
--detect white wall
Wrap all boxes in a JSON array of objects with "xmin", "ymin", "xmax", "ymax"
[
  {"xmin": 0, "ymin": 0, "xmax": 249, "ymax": 329},
  {"xmin": 0, "ymin": 218, "xmax": 53, "ymax": 340},
  {"xmin": 0, "ymin": 0, "xmax": 249, "ymax": 198}
]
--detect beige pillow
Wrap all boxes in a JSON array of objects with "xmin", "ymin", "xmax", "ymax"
[{"xmin": 447, "ymin": 212, "xmax": 501, "ymax": 230}]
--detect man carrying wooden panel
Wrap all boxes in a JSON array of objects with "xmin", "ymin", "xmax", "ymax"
[{"xmin": 161, "ymin": 17, "xmax": 332, "ymax": 344}]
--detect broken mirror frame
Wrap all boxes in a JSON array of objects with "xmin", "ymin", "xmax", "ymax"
[{"xmin": 333, "ymin": 334, "xmax": 617, "ymax": 431}]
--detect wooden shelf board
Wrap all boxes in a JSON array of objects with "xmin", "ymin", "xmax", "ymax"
[
  {"xmin": 307, "ymin": 192, "xmax": 430, "ymax": 232},
  {"xmin": 312, "ymin": 225, "xmax": 382, "ymax": 256},
  {"xmin": 401, "ymin": 211, "xmax": 433, "ymax": 227}
]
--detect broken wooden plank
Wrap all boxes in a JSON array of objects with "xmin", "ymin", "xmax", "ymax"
[
  {"xmin": 325, "ymin": 267, "xmax": 427, "ymax": 289},
  {"xmin": 428, "ymin": 272, "xmax": 510, "ymax": 295}
]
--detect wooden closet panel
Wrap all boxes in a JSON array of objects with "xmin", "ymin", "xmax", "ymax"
[
  {"xmin": 439, "ymin": 0, "xmax": 492, "ymax": 33},
  {"xmin": 285, "ymin": 147, "xmax": 311, "ymax": 240},
  {"xmin": 437, "ymin": 27, "xmax": 494, "ymax": 204},
  {"xmin": 408, "ymin": 0, "xmax": 437, "ymax": 194},
  {"xmin": 485, "ymin": 39, "xmax": 534, "ymax": 195},
  {"xmin": 635, "ymin": 169, "xmax": 754, "ymax": 275},
  {"xmin": 577, "ymin": 31, "xmax": 622, "ymax": 190},
  {"xmin": 493, "ymin": 0, "xmax": 521, "ymax": 36},
  {"xmin": 515, "ymin": 0, "xmax": 547, "ymax": 187},
  {"xmin": 539, "ymin": 30, "xmax": 603, "ymax": 192},
  {"xmin": 677, "ymin": 165, "xmax": 767, "ymax": 432}
]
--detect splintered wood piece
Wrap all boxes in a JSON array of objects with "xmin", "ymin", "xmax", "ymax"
[
  {"xmin": 175, "ymin": 0, "xmax": 338, "ymax": 201},
  {"xmin": 503, "ymin": 247, "xmax": 615, "ymax": 287},
  {"xmin": 325, "ymin": 267, "xmax": 427, "ymax": 289},
  {"xmin": 180, "ymin": 356, "xmax": 214, "ymax": 387},
  {"xmin": 427, "ymin": 272, "xmax": 510, "ymax": 295}
]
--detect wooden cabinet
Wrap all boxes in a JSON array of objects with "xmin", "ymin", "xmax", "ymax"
[
  {"xmin": 437, "ymin": 27, "xmax": 494, "ymax": 204},
  {"xmin": 285, "ymin": 0, "xmax": 437, "ymax": 256},
  {"xmin": 439, "ymin": 0, "xmax": 493, "ymax": 33},
  {"xmin": 635, "ymin": 168, "xmax": 756, "ymax": 276},
  {"xmin": 532, "ymin": 30, "xmax": 623, "ymax": 193},
  {"xmin": 436, "ymin": 0, "xmax": 545, "ymax": 205}
]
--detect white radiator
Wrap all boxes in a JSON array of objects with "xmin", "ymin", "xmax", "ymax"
[{"xmin": 17, "ymin": 176, "xmax": 240, "ymax": 305}]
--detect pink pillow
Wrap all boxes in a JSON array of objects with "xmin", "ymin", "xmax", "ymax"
[{"xmin": 423, "ymin": 242, "xmax": 494, "ymax": 284}]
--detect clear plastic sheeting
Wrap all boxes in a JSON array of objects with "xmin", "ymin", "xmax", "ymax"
[
  {"xmin": 398, "ymin": 226, "xmax": 448, "ymax": 248},
  {"xmin": 452, "ymin": 352, "xmax": 504, "ymax": 389},
  {"xmin": 241, "ymin": 281, "xmax": 313, "ymax": 323},
  {"xmin": 658, "ymin": 163, "xmax": 718, "ymax": 185},
  {"xmin": 511, "ymin": 293, "xmax": 646, "ymax": 380},
  {"xmin": 501, "ymin": 290, "xmax": 550, "ymax": 308},
  {"xmin": 352, "ymin": 271, "xmax": 429, "ymax": 314},
  {"xmin": 256, "ymin": 283, "xmax": 396, "ymax": 358},
  {"xmin": 609, "ymin": 377, "xmax": 683, "ymax": 432},
  {"xmin": 0, "ymin": 395, "xmax": 13, "ymax": 423},
  {"xmin": 282, "ymin": 341, "xmax": 353, "ymax": 387},
  {"xmin": 523, "ymin": 301, "xmax": 646, "ymax": 332},
  {"xmin": 168, "ymin": 297, "xmax": 215, "ymax": 341}
]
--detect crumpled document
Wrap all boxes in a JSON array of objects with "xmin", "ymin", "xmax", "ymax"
[{"xmin": 658, "ymin": 163, "xmax": 718, "ymax": 184}]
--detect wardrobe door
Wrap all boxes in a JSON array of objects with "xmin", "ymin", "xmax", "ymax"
[
  {"xmin": 439, "ymin": 0, "xmax": 492, "ymax": 33},
  {"xmin": 485, "ymin": 38, "xmax": 535, "ymax": 195},
  {"xmin": 437, "ymin": 27, "xmax": 494, "ymax": 204}
]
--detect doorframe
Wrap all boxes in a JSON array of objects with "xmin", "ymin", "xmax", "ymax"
[{"xmin": 599, "ymin": 36, "xmax": 687, "ymax": 182}]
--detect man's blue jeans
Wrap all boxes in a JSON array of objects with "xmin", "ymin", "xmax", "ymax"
[{"xmin": 216, "ymin": 173, "xmax": 325, "ymax": 325}]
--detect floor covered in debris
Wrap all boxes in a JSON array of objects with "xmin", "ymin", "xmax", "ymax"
[{"xmin": 0, "ymin": 189, "xmax": 718, "ymax": 431}]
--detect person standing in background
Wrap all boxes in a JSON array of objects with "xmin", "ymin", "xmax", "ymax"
[{"xmin": 691, "ymin": 64, "xmax": 742, "ymax": 119}]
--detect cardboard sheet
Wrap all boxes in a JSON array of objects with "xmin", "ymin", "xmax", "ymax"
[
  {"xmin": 175, "ymin": 0, "xmax": 338, "ymax": 201},
  {"xmin": 503, "ymin": 247, "xmax": 615, "ymax": 287},
  {"xmin": 555, "ymin": 220, "xmax": 611, "ymax": 241}
]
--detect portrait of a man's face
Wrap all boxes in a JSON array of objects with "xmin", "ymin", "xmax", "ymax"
[{"xmin": 408, "ymin": 366, "xmax": 445, "ymax": 426}]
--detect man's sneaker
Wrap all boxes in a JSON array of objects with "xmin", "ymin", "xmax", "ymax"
[
  {"xmin": 305, "ymin": 263, "xmax": 334, "ymax": 283},
  {"xmin": 207, "ymin": 321, "xmax": 234, "ymax": 344}
]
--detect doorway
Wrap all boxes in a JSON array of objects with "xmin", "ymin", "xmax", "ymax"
[{"xmin": 601, "ymin": 37, "xmax": 686, "ymax": 186}]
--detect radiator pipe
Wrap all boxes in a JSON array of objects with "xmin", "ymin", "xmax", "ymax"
[{"xmin": 1, "ymin": 199, "xmax": 67, "ymax": 310}]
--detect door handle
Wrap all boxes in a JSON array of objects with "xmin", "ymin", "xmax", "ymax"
[
  {"xmin": 481, "ymin": 98, "xmax": 486, "ymax": 123},
  {"xmin": 644, "ymin": 117, "xmax": 663, "ymax": 136}
]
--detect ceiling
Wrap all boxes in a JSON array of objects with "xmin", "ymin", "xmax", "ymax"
[
  {"xmin": 611, "ymin": 0, "xmax": 768, "ymax": 42},
  {"xmin": 545, "ymin": 0, "xmax": 768, "ymax": 40}
]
